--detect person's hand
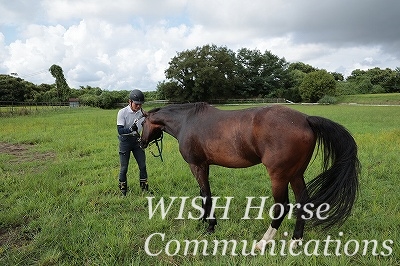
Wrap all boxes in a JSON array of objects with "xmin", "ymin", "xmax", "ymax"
[{"xmin": 130, "ymin": 123, "xmax": 138, "ymax": 132}]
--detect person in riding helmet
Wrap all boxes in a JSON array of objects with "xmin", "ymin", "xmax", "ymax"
[{"xmin": 116, "ymin": 89, "xmax": 148, "ymax": 195}]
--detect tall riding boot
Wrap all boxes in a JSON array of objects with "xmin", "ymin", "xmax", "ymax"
[
  {"xmin": 140, "ymin": 179, "xmax": 149, "ymax": 192},
  {"xmin": 119, "ymin": 181, "xmax": 127, "ymax": 196}
]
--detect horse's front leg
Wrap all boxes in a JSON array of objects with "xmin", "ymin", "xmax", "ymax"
[{"xmin": 189, "ymin": 163, "xmax": 216, "ymax": 233}]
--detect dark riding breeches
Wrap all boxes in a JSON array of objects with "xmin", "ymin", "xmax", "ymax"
[{"xmin": 118, "ymin": 135, "xmax": 148, "ymax": 184}]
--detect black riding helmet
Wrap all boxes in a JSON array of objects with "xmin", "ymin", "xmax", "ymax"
[{"xmin": 129, "ymin": 89, "xmax": 145, "ymax": 104}]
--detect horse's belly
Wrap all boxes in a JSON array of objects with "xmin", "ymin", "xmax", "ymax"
[{"xmin": 208, "ymin": 153, "xmax": 260, "ymax": 168}]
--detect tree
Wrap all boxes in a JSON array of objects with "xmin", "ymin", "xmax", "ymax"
[
  {"xmin": 0, "ymin": 74, "xmax": 31, "ymax": 102},
  {"xmin": 299, "ymin": 70, "xmax": 336, "ymax": 102},
  {"xmin": 156, "ymin": 81, "xmax": 181, "ymax": 101},
  {"xmin": 78, "ymin": 85, "xmax": 102, "ymax": 96},
  {"xmin": 288, "ymin": 62, "xmax": 317, "ymax": 73},
  {"xmin": 285, "ymin": 62, "xmax": 320, "ymax": 102},
  {"xmin": 285, "ymin": 69, "xmax": 307, "ymax": 102},
  {"xmin": 346, "ymin": 69, "xmax": 366, "ymax": 81},
  {"xmin": 161, "ymin": 45, "xmax": 292, "ymax": 102},
  {"xmin": 236, "ymin": 48, "xmax": 290, "ymax": 98},
  {"xmin": 346, "ymin": 67, "xmax": 400, "ymax": 93},
  {"xmin": 330, "ymin": 72, "xmax": 344, "ymax": 81},
  {"xmin": 49, "ymin": 64, "xmax": 70, "ymax": 101},
  {"xmin": 98, "ymin": 91, "xmax": 120, "ymax": 109},
  {"xmin": 33, "ymin": 84, "xmax": 57, "ymax": 102},
  {"xmin": 368, "ymin": 67, "xmax": 399, "ymax": 93},
  {"xmin": 394, "ymin": 67, "xmax": 400, "ymax": 92},
  {"xmin": 235, "ymin": 48, "xmax": 264, "ymax": 97},
  {"xmin": 163, "ymin": 44, "xmax": 237, "ymax": 102}
]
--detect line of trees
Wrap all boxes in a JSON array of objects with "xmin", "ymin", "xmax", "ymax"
[
  {"xmin": 1, "ymin": 44, "xmax": 399, "ymax": 108},
  {"xmin": 157, "ymin": 44, "xmax": 400, "ymax": 103},
  {"xmin": 0, "ymin": 65, "xmax": 153, "ymax": 109}
]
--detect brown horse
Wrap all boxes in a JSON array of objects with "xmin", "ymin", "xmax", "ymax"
[{"xmin": 139, "ymin": 102, "xmax": 360, "ymax": 249}]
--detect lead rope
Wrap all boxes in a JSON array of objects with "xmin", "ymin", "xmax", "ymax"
[{"xmin": 147, "ymin": 132, "xmax": 163, "ymax": 162}]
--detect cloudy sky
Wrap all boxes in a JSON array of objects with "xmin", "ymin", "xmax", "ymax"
[{"xmin": 1, "ymin": 0, "xmax": 399, "ymax": 92}]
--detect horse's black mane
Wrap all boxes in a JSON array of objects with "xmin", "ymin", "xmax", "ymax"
[
  {"xmin": 148, "ymin": 107, "xmax": 161, "ymax": 113},
  {"xmin": 148, "ymin": 102, "xmax": 210, "ymax": 115}
]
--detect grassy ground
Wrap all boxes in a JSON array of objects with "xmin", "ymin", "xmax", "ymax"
[
  {"xmin": 338, "ymin": 93, "xmax": 400, "ymax": 105},
  {"xmin": 0, "ymin": 104, "xmax": 399, "ymax": 265}
]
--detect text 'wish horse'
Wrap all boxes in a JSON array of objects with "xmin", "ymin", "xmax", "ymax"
[{"xmin": 139, "ymin": 102, "xmax": 360, "ymax": 249}]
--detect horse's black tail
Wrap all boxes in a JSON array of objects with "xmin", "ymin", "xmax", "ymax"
[{"xmin": 305, "ymin": 116, "xmax": 361, "ymax": 228}]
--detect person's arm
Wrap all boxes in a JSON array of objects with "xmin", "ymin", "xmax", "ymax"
[
  {"xmin": 117, "ymin": 108, "xmax": 135, "ymax": 135},
  {"xmin": 117, "ymin": 125, "xmax": 133, "ymax": 135}
]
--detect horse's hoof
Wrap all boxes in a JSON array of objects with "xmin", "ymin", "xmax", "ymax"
[
  {"xmin": 206, "ymin": 226, "xmax": 215, "ymax": 234},
  {"xmin": 289, "ymin": 238, "xmax": 303, "ymax": 249},
  {"xmin": 255, "ymin": 240, "xmax": 267, "ymax": 251}
]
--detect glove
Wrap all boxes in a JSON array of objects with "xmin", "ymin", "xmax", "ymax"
[{"xmin": 130, "ymin": 123, "xmax": 138, "ymax": 132}]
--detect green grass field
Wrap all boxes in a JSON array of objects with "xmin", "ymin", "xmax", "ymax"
[
  {"xmin": 1, "ymin": 104, "xmax": 399, "ymax": 265},
  {"xmin": 338, "ymin": 93, "xmax": 400, "ymax": 105}
]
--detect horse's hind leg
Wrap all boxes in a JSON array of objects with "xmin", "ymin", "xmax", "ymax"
[
  {"xmin": 256, "ymin": 176, "xmax": 290, "ymax": 250},
  {"xmin": 289, "ymin": 174, "xmax": 308, "ymax": 247}
]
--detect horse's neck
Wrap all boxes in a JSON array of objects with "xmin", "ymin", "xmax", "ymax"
[
  {"xmin": 161, "ymin": 113, "xmax": 185, "ymax": 138},
  {"xmin": 161, "ymin": 105, "xmax": 199, "ymax": 138}
]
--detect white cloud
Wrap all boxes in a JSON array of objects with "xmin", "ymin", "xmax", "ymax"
[
  {"xmin": 3, "ymin": 24, "xmax": 66, "ymax": 82},
  {"xmin": 1, "ymin": 0, "xmax": 399, "ymax": 91},
  {"xmin": 41, "ymin": 0, "xmax": 189, "ymax": 24}
]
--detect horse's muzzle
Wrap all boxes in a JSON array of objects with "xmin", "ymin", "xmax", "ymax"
[{"xmin": 139, "ymin": 139, "xmax": 148, "ymax": 149}]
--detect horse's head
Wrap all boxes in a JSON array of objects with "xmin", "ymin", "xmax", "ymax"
[{"xmin": 139, "ymin": 108, "xmax": 164, "ymax": 149}]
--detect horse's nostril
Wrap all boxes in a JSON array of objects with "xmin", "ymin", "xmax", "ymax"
[{"xmin": 139, "ymin": 140, "xmax": 147, "ymax": 149}]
